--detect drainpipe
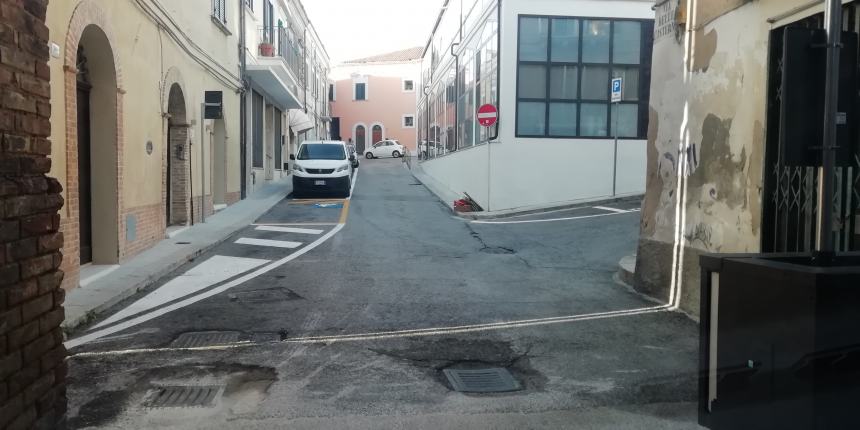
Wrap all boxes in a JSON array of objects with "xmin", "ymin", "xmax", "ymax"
[
  {"xmin": 486, "ymin": 0, "xmax": 502, "ymax": 212},
  {"xmin": 239, "ymin": 0, "xmax": 248, "ymax": 200}
]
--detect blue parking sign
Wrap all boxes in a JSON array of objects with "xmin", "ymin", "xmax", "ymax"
[{"xmin": 611, "ymin": 78, "xmax": 623, "ymax": 103}]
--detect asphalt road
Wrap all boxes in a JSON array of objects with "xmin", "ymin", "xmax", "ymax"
[{"xmin": 65, "ymin": 158, "xmax": 703, "ymax": 429}]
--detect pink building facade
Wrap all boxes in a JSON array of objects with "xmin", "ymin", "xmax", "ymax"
[{"xmin": 330, "ymin": 48, "xmax": 421, "ymax": 154}]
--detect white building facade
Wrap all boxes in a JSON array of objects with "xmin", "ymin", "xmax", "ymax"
[
  {"xmin": 242, "ymin": 0, "xmax": 330, "ymax": 195},
  {"xmin": 416, "ymin": 0, "xmax": 654, "ymax": 212}
]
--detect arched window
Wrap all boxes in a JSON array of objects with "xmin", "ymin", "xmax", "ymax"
[
  {"xmin": 355, "ymin": 125, "xmax": 366, "ymax": 153},
  {"xmin": 372, "ymin": 124, "xmax": 383, "ymax": 145}
]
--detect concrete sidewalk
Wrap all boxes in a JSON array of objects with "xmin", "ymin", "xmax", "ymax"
[{"xmin": 62, "ymin": 177, "xmax": 293, "ymax": 332}]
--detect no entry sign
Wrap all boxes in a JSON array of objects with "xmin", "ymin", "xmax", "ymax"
[{"xmin": 477, "ymin": 104, "xmax": 498, "ymax": 127}]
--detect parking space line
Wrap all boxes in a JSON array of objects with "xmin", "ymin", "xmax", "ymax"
[
  {"xmin": 254, "ymin": 226, "xmax": 324, "ymax": 235},
  {"xmin": 338, "ymin": 200, "xmax": 351, "ymax": 224},
  {"xmin": 594, "ymin": 206, "xmax": 632, "ymax": 214},
  {"xmin": 251, "ymin": 223, "xmax": 339, "ymax": 226},
  {"xmin": 235, "ymin": 238, "xmax": 303, "ymax": 248}
]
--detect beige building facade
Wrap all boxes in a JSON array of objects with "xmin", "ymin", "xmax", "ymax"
[
  {"xmin": 47, "ymin": 0, "xmax": 244, "ymax": 290},
  {"xmin": 634, "ymin": 0, "xmax": 860, "ymax": 316}
]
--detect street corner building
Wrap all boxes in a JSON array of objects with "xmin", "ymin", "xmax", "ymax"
[
  {"xmin": 243, "ymin": 0, "xmax": 331, "ymax": 193},
  {"xmin": 330, "ymin": 47, "xmax": 423, "ymax": 155},
  {"xmin": 633, "ymin": 0, "xmax": 860, "ymax": 316},
  {"xmin": 413, "ymin": 0, "xmax": 655, "ymax": 212},
  {"xmin": 45, "ymin": 0, "xmax": 332, "ymax": 292}
]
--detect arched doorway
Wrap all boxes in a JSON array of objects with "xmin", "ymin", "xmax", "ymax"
[
  {"xmin": 212, "ymin": 118, "xmax": 227, "ymax": 207},
  {"xmin": 371, "ymin": 124, "xmax": 383, "ymax": 145},
  {"xmin": 355, "ymin": 124, "xmax": 367, "ymax": 153},
  {"xmin": 76, "ymin": 25, "xmax": 119, "ymax": 265},
  {"xmin": 167, "ymin": 84, "xmax": 189, "ymax": 226}
]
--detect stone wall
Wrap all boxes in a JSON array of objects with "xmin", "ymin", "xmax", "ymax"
[{"xmin": 0, "ymin": 0, "xmax": 68, "ymax": 428}]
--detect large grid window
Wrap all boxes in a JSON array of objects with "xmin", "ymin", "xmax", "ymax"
[{"xmin": 516, "ymin": 16, "xmax": 652, "ymax": 139}]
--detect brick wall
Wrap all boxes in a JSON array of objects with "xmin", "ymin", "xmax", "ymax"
[
  {"xmin": 120, "ymin": 203, "xmax": 164, "ymax": 262},
  {"xmin": 0, "ymin": 0, "xmax": 68, "ymax": 428}
]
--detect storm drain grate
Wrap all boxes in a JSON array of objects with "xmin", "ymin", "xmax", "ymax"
[
  {"xmin": 170, "ymin": 331, "xmax": 240, "ymax": 348},
  {"xmin": 145, "ymin": 385, "xmax": 222, "ymax": 408},
  {"xmin": 443, "ymin": 368, "xmax": 522, "ymax": 393}
]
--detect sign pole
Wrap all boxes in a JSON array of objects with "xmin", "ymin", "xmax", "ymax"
[
  {"xmin": 477, "ymin": 104, "xmax": 499, "ymax": 212},
  {"xmin": 815, "ymin": 0, "xmax": 842, "ymax": 260},
  {"xmin": 613, "ymin": 103, "xmax": 619, "ymax": 197},
  {"xmin": 611, "ymin": 78, "xmax": 623, "ymax": 197},
  {"xmin": 200, "ymin": 103, "xmax": 206, "ymax": 223}
]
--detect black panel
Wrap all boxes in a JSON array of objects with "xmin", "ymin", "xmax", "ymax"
[
  {"xmin": 204, "ymin": 91, "xmax": 223, "ymax": 119},
  {"xmin": 780, "ymin": 28, "xmax": 858, "ymax": 166}
]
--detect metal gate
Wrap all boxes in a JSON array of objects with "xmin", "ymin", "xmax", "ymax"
[{"xmin": 762, "ymin": 6, "xmax": 860, "ymax": 253}]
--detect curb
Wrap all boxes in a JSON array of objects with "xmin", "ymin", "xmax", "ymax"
[
  {"xmin": 455, "ymin": 195, "xmax": 644, "ymax": 220},
  {"xmin": 618, "ymin": 254, "xmax": 636, "ymax": 287}
]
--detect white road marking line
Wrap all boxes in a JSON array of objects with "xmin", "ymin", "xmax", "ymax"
[
  {"xmin": 235, "ymin": 238, "xmax": 303, "ymax": 248},
  {"xmin": 254, "ymin": 225, "xmax": 324, "ymax": 235},
  {"xmin": 594, "ymin": 206, "xmax": 632, "ymax": 213},
  {"xmin": 66, "ymin": 224, "xmax": 346, "ymax": 349},
  {"xmin": 348, "ymin": 168, "xmax": 359, "ymax": 198},
  {"xmin": 90, "ymin": 256, "xmax": 271, "ymax": 330},
  {"xmin": 69, "ymin": 305, "xmax": 670, "ymax": 357},
  {"xmin": 472, "ymin": 210, "xmax": 639, "ymax": 225}
]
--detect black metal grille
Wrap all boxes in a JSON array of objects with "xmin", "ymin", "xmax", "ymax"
[
  {"xmin": 763, "ymin": 8, "xmax": 860, "ymax": 253},
  {"xmin": 307, "ymin": 168, "xmax": 334, "ymax": 174},
  {"xmin": 146, "ymin": 386, "xmax": 221, "ymax": 408},
  {"xmin": 443, "ymin": 368, "xmax": 521, "ymax": 393},
  {"xmin": 211, "ymin": 0, "xmax": 226, "ymax": 24}
]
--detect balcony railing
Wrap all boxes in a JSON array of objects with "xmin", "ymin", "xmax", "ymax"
[{"xmin": 258, "ymin": 26, "xmax": 305, "ymax": 86}]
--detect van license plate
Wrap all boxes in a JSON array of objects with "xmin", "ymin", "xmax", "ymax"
[{"xmin": 314, "ymin": 180, "xmax": 326, "ymax": 186}]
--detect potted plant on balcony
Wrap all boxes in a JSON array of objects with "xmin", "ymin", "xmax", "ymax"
[{"xmin": 259, "ymin": 41, "xmax": 275, "ymax": 57}]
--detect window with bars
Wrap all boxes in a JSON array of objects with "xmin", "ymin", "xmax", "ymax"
[
  {"xmin": 212, "ymin": 0, "xmax": 227, "ymax": 24},
  {"xmin": 515, "ymin": 16, "xmax": 653, "ymax": 139}
]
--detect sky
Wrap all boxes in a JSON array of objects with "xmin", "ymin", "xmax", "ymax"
[{"xmin": 302, "ymin": 0, "xmax": 443, "ymax": 65}]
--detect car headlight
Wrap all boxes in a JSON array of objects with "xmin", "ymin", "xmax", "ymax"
[
  {"xmin": 336, "ymin": 163, "xmax": 350, "ymax": 172},
  {"xmin": 293, "ymin": 164, "xmax": 305, "ymax": 172}
]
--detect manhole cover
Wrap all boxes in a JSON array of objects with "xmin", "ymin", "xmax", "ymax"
[
  {"xmin": 145, "ymin": 385, "xmax": 222, "ymax": 408},
  {"xmin": 443, "ymin": 368, "xmax": 522, "ymax": 393},
  {"xmin": 170, "ymin": 331, "xmax": 240, "ymax": 348},
  {"xmin": 480, "ymin": 247, "xmax": 515, "ymax": 255}
]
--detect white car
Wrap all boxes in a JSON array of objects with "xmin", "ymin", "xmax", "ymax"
[
  {"xmin": 290, "ymin": 140, "xmax": 355, "ymax": 197},
  {"xmin": 365, "ymin": 140, "xmax": 406, "ymax": 159}
]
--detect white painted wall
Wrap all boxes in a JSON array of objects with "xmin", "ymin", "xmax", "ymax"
[{"xmin": 419, "ymin": 0, "xmax": 653, "ymax": 212}]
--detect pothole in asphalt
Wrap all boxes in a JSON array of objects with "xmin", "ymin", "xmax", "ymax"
[
  {"xmin": 480, "ymin": 246, "xmax": 516, "ymax": 255},
  {"xmin": 370, "ymin": 338, "xmax": 544, "ymax": 394}
]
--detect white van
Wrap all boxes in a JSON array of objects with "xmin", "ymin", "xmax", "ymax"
[{"xmin": 290, "ymin": 140, "xmax": 355, "ymax": 197}]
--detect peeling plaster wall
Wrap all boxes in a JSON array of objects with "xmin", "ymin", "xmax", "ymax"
[{"xmin": 635, "ymin": 0, "xmax": 826, "ymax": 316}]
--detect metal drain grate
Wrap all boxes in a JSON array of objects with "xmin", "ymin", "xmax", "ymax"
[
  {"xmin": 146, "ymin": 385, "xmax": 222, "ymax": 408},
  {"xmin": 170, "ymin": 331, "xmax": 240, "ymax": 348},
  {"xmin": 443, "ymin": 368, "xmax": 522, "ymax": 393}
]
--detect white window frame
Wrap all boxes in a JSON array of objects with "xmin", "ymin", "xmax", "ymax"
[
  {"xmin": 402, "ymin": 78, "xmax": 415, "ymax": 92},
  {"xmin": 402, "ymin": 114, "xmax": 415, "ymax": 128},
  {"xmin": 353, "ymin": 75, "xmax": 369, "ymax": 101}
]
